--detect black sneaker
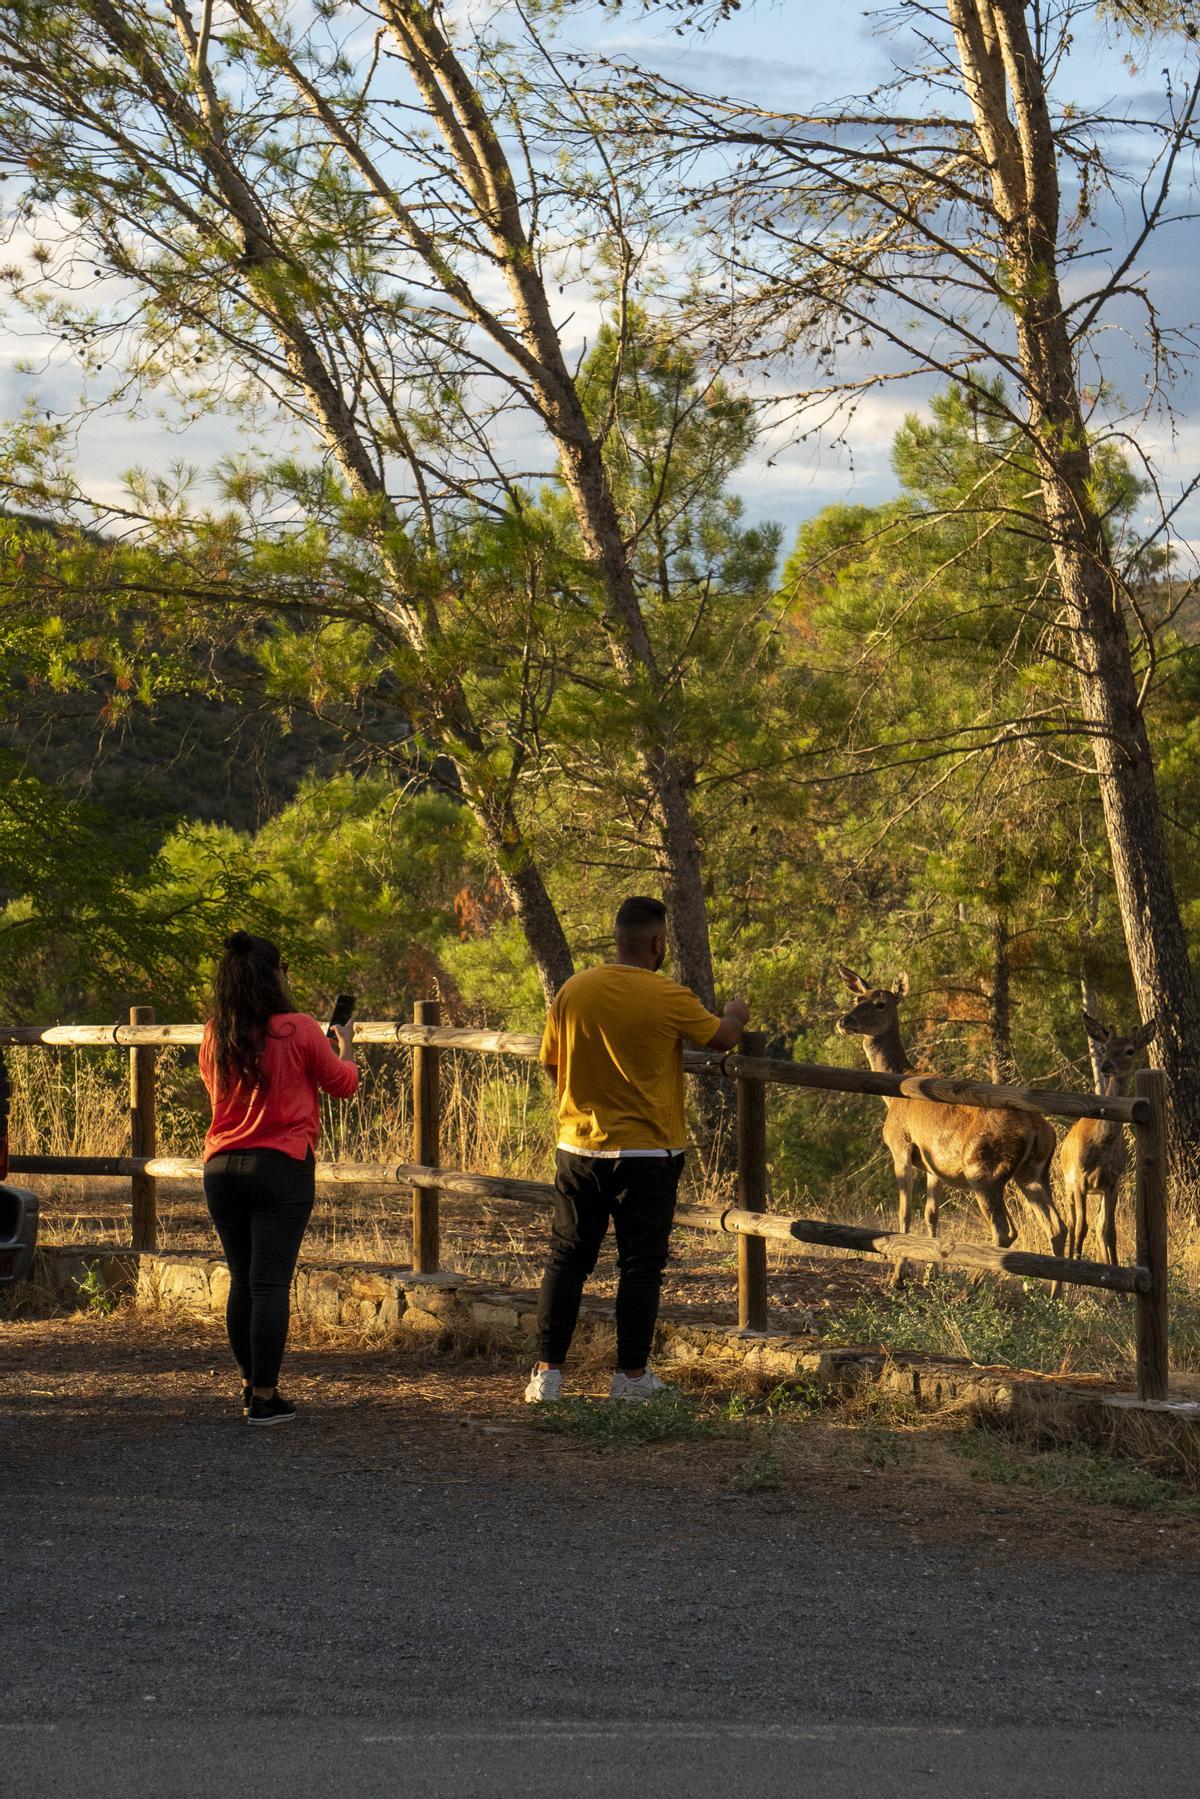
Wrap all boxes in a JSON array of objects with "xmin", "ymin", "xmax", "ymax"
[
  {"xmin": 241, "ymin": 1384, "xmax": 252, "ymax": 1417},
  {"xmin": 247, "ymin": 1393, "xmax": 296, "ymax": 1426}
]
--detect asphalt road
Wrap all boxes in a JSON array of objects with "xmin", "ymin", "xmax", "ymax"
[{"xmin": 3, "ymin": 1340, "xmax": 1200, "ymax": 1797}]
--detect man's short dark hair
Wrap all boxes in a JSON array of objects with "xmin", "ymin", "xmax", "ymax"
[{"xmin": 615, "ymin": 896, "xmax": 667, "ymax": 944}]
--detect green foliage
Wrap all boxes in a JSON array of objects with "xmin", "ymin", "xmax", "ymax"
[
  {"xmin": 730, "ymin": 1446, "xmax": 783, "ymax": 1491},
  {"xmin": 723, "ymin": 1379, "xmax": 826, "ymax": 1421},
  {"xmin": 0, "ymin": 0, "xmax": 1193, "ymax": 1211},
  {"xmin": 826, "ymin": 1271, "xmax": 1144, "ymax": 1375},
  {"xmin": 860, "ymin": 1424, "xmax": 907, "ymax": 1470},
  {"xmin": 1, "ymin": 366, "xmax": 1197, "ymax": 1247},
  {"xmin": 529, "ymin": 1379, "xmax": 829, "ymax": 1452},
  {"xmin": 72, "ymin": 1263, "xmax": 118, "ymax": 1316},
  {"xmin": 0, "ymin": 751, "xmax": 282, "ymax": 1016},
  {"xmin": 958, "ymin": 1427, "xmax": 1200, "ymax": 1514}
]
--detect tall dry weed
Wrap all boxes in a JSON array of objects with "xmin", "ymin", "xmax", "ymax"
[{"xmin": 12, "ymin": 1039, "xmax": 1200, "ymax": 1338}]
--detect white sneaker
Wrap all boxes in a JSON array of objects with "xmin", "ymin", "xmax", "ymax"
[
  {"xmin": 609, "ymin": 1368, "xmax": 673, "ymax": 1403},
  {"xmin": 524, "ymin": 1366, "xmax": 563, "ymax": 1404}
]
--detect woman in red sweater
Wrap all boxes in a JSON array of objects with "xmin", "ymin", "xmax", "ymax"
[{"xmin": 200, "ymin": 932, "xmax": 358, "ymax": 1425}]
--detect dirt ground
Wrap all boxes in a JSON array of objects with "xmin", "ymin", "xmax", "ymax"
[
  {"xmin": 3, "ymin": 1308, "xmax": 1196, "ymax": 1564},
  {"xmin": 7, "ymin": 1308, "xmax": 1200, "ymax": 1799}
]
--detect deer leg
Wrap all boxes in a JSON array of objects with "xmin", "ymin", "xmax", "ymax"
[
  {"xmin": 1098, "ymin": 1189, "xmax": 1119, "ymax": 1267},
  {"xmin": 972, "ymin": 1179, "xmax": 1016, "ymax": 1250},
  {"xmin": 1065, "ymin": 1179, "xmax": 1086, "ymax": 1263},
  {"xmin": 960, "ymin": 1180, "xmax": 1013, "ymax": 1291},
  {"xmin": 1016, "ymin": 1174, "xmax": 1068, "ymax": 1299},
  {"xmin": 921, "ymin": 1175, "xmax": 944, "ymax": 1284},
  {"xmin": 891, "ymin": 1160, "xmax": 914, "ymax": 1287},
  {"xmin": 1016, "ymin": 1175, "xmax": 1067, "ymax": 1258}
]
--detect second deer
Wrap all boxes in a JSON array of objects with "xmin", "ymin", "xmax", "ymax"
[
  {"xmin": 836, "ymin": 964, "xmax": 1066, "ymax": 1276},
  {"xmin": 1060, "ymin": 1013, "xmax": 1157, "ymax": 1266}
]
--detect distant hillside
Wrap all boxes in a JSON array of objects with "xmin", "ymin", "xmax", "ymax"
[
  {"xmin": 1172, "ymin": 591, "xmax": 1200, "ymax": 646},
  {"xmin": 1139, "ymin": 578, "xmax": 1200, "ymax": 646},
  {"xmin": 4, "ymin": 675, "xmax": 364, "ymax": 835},
  {"xmin": 1, "ymin": 508, "xmax": 407, "ymax": 834}
]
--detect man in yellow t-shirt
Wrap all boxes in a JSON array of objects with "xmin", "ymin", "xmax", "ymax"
[{"xmin": 526, "ymin": 896, "xmax": 749, "ymax": 1404}]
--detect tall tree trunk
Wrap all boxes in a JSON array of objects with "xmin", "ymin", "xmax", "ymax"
[
  {"xmin": 1079, "ymin": 966, "xmax": 1105, "ymax": 1093},
  {"xmin": 469, "ymin": 788, "xmax": 574, "ymax": 1004},
  {"xmin": 64, "ymin": 1, "xmax": 576, "ymax": 1014},
  {"xmin": 375, "ymin": 0, "xmax": 718, "ymax": 1011},
  {"xmin": 553, "ymin": 435, "xmax": 718, "ymax": 1008},
  {"xmin": 948, "ymin": 0, "xmax": 1200, "ymax": 1192},
  {"xmin": 1037, "ymin": 468, "xmax": 1200, "ymax": 1179},
  {"xmin": 985, "ymin": 911, "xmax": 1015, "ymax": 1083},
  {"xmin": 226, "ymin": 0, "xmax": 718, "ymax": 1014}
]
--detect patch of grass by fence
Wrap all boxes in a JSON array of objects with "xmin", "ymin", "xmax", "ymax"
[
  {"xmin": 824, "ymin": 1269, "xmax": 1200, "ymax": 1378},
  {"xmin": 957, "ymin": 1426, "xmax": 1200, "ymax": 1515}
]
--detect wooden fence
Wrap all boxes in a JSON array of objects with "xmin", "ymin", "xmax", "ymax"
[{"xmin": 1, "ymin": 1003, "xmax": 1170, "ymax": 1401}]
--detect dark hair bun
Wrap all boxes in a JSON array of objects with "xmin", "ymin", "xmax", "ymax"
[{"xmin": 225, "ymin": 930, "xmax": 254, "ymax": 953}]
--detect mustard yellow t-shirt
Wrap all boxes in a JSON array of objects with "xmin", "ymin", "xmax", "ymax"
[{"xmin": 539, "ymin": 964, "xmax": 722, "ymax": 1154}]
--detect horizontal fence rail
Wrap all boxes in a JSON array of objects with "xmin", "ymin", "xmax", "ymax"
[
  {"xmin": 1, "ymin": 1004, "xmax": 1171, "ymax": 1401},
  {"xmin": 673, "ymin": 1208, "xmax": 1151, "ymax": 1296},
  {"xmin": 9, "ymin": 1151, "xmax": 1149, "ymax": 1299},
  {"xmin": 0, "ymin": 1019, "xmax": 1148, "ymax": 1124}
]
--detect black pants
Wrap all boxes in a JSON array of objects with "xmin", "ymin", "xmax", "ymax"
[
  {"xmin": 537, "ymin": 1150, "xmax": 683, "ymax": 1370},
  {"xmin": 204, "ymin": 1148, "xmax": 315, "ymax": 1389}
]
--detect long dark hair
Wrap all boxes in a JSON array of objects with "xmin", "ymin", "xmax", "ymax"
[{"xmin": 209, "ymin": 932, "xmax": 294, "ymax": 1094}]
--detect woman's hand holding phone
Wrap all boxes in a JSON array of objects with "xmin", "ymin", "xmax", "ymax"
[{"xmin": 327, "ymin": 993, "xmax": 357, "ymax": 1060}]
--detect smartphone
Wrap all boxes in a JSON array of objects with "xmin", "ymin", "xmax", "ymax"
[{"xmin": 327, "ymin": 992, "xmax": 356, "ymax": 1044}]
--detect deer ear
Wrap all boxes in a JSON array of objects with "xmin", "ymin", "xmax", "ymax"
[
  {"xmin": 1082, "ymin": 1012, "xmax": 1110, "ymax": 1043},
  {"xmin": 892, "ymin": 971, "xmax": 910, "ymax": 998},
  {"xmin": 1135, "ymin": 1018, "xmax": 1159, "ymax": 1050},
  {"xmin": 837, "ymin": 962, "xmax": 869, "ymax": 995}
]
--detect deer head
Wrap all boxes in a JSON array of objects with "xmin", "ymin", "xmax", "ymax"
[
  {"xmin": 835, "ymin": 963, "xmax": 910, "ymax": 1040},
  {"xmin": 1083, "ymin": 1013, "xmax": 1158, "ymax": 1087}
]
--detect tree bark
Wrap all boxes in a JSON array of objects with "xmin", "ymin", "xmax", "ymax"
[
  {"xmin": 375, "ymin": 0, "xmax": 718, "ymax": 1010},
  {"xmin": 76, "ymin": 0, "xmax": 576, "ymax": 1009},
  {"xmin": 985, "ymin": 911, "xmax": 1015, "ymax": 1084},
  {"xmin": 469, "ymin": 788, "xmax": 575, "ymax": 1003},
  {"xmin": 949, "ymin": 0, "xmax": 1200, "ymax": 1193},
  {"xmin": 1079, "ymin": 966, "xmax": 1105, "ymax": 1092}
]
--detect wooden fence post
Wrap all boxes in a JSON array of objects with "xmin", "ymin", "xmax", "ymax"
[
  {"xmin": 1133, "ymin": 1067, "xmax": 1169, "ymax": 1401},
  {"xmin": 412, "ymin": 998, "xmax": 441, "ymax": 1274},
  {"xmin": 736, "ymin": 1031, "xmax": 769, "ymax": 1332},
  {"xmin": 129, "ymin": 1004, "xmax": 157, "ymax": 1253}
]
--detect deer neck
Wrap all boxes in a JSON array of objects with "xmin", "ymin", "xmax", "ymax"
[
  {"xmin": 863, "ymin": 1022, "xmax": 915, "ymax": 1077},
  {"xmin": 1086, "ymin": 1072, "xmax": 1125, "ymax": 1145}
]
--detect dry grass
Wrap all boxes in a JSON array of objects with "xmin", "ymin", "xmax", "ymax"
[
  {"xmin": 6, "ymin": 1312, "xmax": 1199, "ymax": 1554},
  {"xmin": 11, "ymin": 1042, "xmax": 1200, "ymax": 1384},
  {"xmin": 9, "ymin": 1047, "xmax": 136, "ymax": 1174},
  {"xmin": 12, "ymin": 1042, "xmax": 742, "ymax": 1289}
]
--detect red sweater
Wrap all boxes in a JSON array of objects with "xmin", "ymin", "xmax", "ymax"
[{"xmin": 200, "ymin": 1012, "xmax": 359, "ymax": 1161}]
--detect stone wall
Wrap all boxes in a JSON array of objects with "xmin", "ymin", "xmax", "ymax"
[
  {"xmin": 13, "ymin": 1247, "xmax": 1200, "ymax": 1457},
  {"xmin": 13, "ymin": 1245, "xmax": 547, "ymax": 1347},
  {"xmin": 0, "ymin": 1244, "xmax": 1086, "ymax": 1411}
]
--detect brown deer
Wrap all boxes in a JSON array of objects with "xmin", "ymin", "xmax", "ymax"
[
  {"xmin": 835, "ymin": 964, "xmax": 1066, "ymax": 1275},
  {"xmin": 1060, "ymin": 1013, "xmax": 1157, "ymax": 1266}
]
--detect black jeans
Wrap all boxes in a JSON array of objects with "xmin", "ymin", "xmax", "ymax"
[
  {"xmin": 537, "ymin": 1150, "xmax": 683, "ymax": 1370},
  {"xmin": 204, "ymin": 1148, "xmax": 315, "ymax": 1389}
]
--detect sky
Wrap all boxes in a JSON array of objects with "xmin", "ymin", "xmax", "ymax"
[
  {"xmin": 581, "ymin": 1, "xmax": 1200, "ymax": 560},
  {"xmin": 1, "ymin": 0, "xmax": 1196, "ymax": 566}
]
